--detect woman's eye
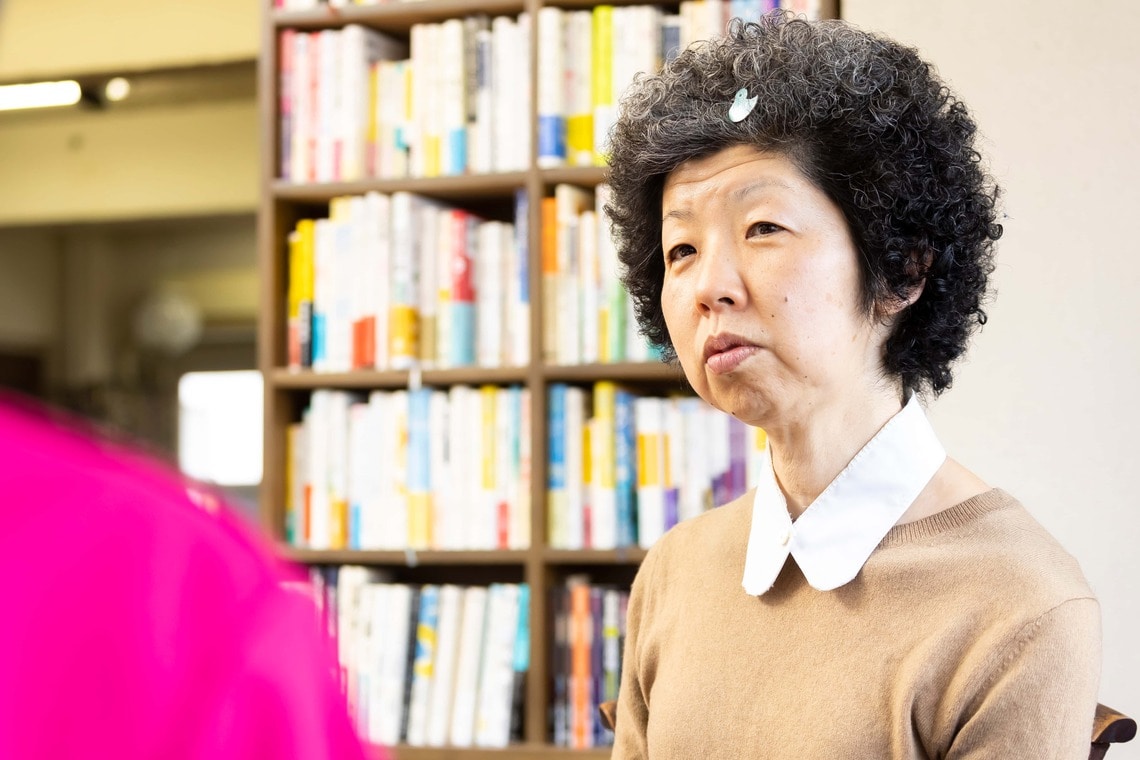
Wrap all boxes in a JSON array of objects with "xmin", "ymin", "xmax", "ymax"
[
  {"xmin": 747, "ymin": 221, "xmax": 782, "ymax": 237},
  {"xmin": 666, "ymin": 243, "xmax": 696, "ymax": 262}
]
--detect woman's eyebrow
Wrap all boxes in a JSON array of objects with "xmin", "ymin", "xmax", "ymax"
[
  {"xmin": 662, "ymin": 207, "xmax": 695, "ymax": 224},
  {"xmin": 731, "ymin": 178, "xmax": 792, "ymax": 203}
]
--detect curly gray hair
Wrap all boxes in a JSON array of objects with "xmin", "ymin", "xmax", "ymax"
[{"xmin": 606, "ymin": 13, "xmax": 1001, "ymax": 395}]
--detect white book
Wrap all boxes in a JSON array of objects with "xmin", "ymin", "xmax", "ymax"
[
  {"xmin": 471, "ymin": 27, "xmax": 494, "ymax": 174},
  {"xmin": 374, "ymin": 584, "xmax": 414, "ymax": 746},
  {"xmin": 315, "ymin": 28, "xmax": 341, "ymax": 183},
  {"xmin": 515, "ymin": 13, "xmax": 532, "ymax": 171},
  {"xmin": 564, "ymin": 386, "xmax": 586, "ymax": 550},
  {"xmin": 362, "ymin": 584, "xmax": 388, "ymax": 743},
  {"xmin": 289, "ymin": 32, "xmax": 312, "ymax": 182},
  {"xmin": 375, "ymin": 390, "xmax": 410, "ymax": 549},
  {"xmin": 307, "ymin": 391, "xmax": 331, "ymax": 549},
  {"xmin": 440, "ymin": 18, "xmax": 467, "ymax": 175},
  {"xmin": 427, "ymin": 584, "xmax": 465, "ymax": 746},
  {"xmin": 409, "ymin": 23, "xmax": 430, "ymax": 177},
  {"xmin": 512, "ymin": 388, "xmax": 532, "ymax": 550},
  {"xmin": 554, "ymin": 185, "xmax": 593, "ymax": 365},
  {"xmin": 362, "ymin": 191, "xmax": 391, "ymax": 370},
  {"xmin": 475, "ymin": 584, "xmax": 520, "ymax": 748},
  {"xmin": 566, "ymin": 11, "xmax": 594, "ymax": 167},
  {"xmin": 441, "ymin": 386, "xmax": 469, "ymax": 550},
  {"xmin": 357, "ymin": 397, "xmax": 384, "ymax": 549},
  {"xmin": 477, "ymin": 221, "xmax": 506, "ymax": 368},
  {"xmin": 428, "ymin": 390, "xmax": 450, "ymax": 550},
  {"xmin": 579, "ymin": 210, "xmax": 599, "ymax": 364},
  {"xmin": 490, "ymin": 16, "xmax": 515, "ymax": 172},
  {"xmin": 494, "ymin": 387, "xmax": 513, "ymax": 550},
  {"xmin": 449, "ymin": 585, "xmax": 489, "ymax": 747},
  {"xmin": 536, "ymin": 7, "xmax": 566, "ymax": 168}
]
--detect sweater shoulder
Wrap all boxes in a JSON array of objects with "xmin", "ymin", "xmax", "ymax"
[{"xmin": 877, "ymin": 489, "xmax": 1096, "ymax": 607}]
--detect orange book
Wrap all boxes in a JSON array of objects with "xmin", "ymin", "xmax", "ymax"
[
  {"xmin": 541, "ymin": 197, "xmax": 559, "ymax": 362},
  {"xmin": 569, "ymin": 580, "xmax": 593, "ymax": 748}
]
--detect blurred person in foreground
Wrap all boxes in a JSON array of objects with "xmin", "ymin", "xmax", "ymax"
[
  {"xmin": 606, "ymin": 13, "xmax": 1099, "ymax": 759},
  {"xmin": 0, "ymin": 391, "xmax": 379, "ymax": 760}
]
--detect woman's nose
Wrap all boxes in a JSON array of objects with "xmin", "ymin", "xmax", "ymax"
[{"xmin": 694, "ymin": 245, "xmax": 746, "ymax": 315}]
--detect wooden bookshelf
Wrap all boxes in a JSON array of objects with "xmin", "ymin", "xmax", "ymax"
[{"xmin": 258, "ymin": 2, "xmax": 839, "ymax": 757}]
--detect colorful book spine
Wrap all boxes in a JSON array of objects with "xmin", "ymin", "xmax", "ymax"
[
  {"xmin": 449, "ymin": 210, "xmax": 477, "ymax": 367},
  {"xmin": 547, "ymin": 384, "xmax": 568, "ymax": 548},
  {"xmin": 591, "ymin": 5, "xmax": 614, "ymax": 165},
  {"xmin": 614, "ymin": 388, "xmax": 637, "ymax": 547},
  {"xmin": 406, "ymin": 585, "xmax": 440, "ymax": 745},
  {"xmin": 537, "ymin": 7, "xmax": 567, "ymax": 167}
]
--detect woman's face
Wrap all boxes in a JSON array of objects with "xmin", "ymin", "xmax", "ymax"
[{"xmin": 660, "ymin": 145, "xmax": 893, "ymax": 429}]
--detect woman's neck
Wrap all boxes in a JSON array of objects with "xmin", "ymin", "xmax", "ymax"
[{"xmin": 765, "ymin": 387, "xmax": 905, "ymax": 520}]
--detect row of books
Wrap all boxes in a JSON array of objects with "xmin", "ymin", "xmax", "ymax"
[
  {"xmin": 286, "ymin": 190, "xmax": 529, "ymax": 373},
  {"xmin": 536, "ymin": 1, "xmax": 826, "ymax": 169},
  {"xmin": 542, "ymin": 184, "xmax": 659, "ymax": 366},
  {"xmin": 547, "ymin": 382, "xmax": 767, "ymax": 550},
  {"xmin": 279, "ymin": 14, "xmax": 531, "ymax": 182},
  {"xmin": 286, "ymin": 386, "xmax": 531, "ymax": 550},
  {"xmin": 314, "ymin": 567, "xmax": 530, "ymax": 749},
  {"xmin": 551, "ymin": 577, "xmax": 628, "ymax": 748}
]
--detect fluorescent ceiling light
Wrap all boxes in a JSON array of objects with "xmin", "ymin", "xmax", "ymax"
[
  {"xmin": 0, "ymin": 80, "xmax": 82, "ymax": 111},
  {"xmin": 104, "ymin": 77, "xmax": 130, "ymax": 102}
]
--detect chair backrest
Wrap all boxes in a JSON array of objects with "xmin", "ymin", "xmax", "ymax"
[{"xmin": 597, "ymin": 700, "xmax": 1136, "ymax": 758}]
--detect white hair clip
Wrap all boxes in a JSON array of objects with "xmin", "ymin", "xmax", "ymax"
[{"xmin": 728, "ymin": 87, "xmax": 758, "ymax": 123}]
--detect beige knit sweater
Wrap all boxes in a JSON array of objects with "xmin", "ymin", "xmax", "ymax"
[{"xmin": 612, "ymin": 489, "xmax": 1101, "ymax": 759}]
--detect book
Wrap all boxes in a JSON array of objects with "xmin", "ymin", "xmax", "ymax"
[
  {"xmin": 405, "ymin": 584, "xmax": 441, "ymax": 746},
  {"xmin": 426, "ymin": 584, "xmax": 464, "ymax": 747},
  {"xmin": 450, "ymin": 585, "xmax": 489, "ymax": 746}
]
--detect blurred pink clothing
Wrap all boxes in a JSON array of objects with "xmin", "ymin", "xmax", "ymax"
[{"xmin": 0, "ymin": 395, "xmax": 379, "ymax": 760}]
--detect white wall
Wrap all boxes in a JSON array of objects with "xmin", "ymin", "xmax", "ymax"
[
  {"xmin": 844, "ymin": 0, "xmax": 1140, "ymax": 744},
  {"xmin": 0, "ymin": 0, "xmax": 258, "ymax": 80},
  {"xmin": 0, "ymin": 99, "xmax": 258, "ymax": 226}
]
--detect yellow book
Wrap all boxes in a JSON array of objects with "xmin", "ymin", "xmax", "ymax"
[{"xmin": 591, "ymin": 6, "xmax": 613, "ymax": 166}]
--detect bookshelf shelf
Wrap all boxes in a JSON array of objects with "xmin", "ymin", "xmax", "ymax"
[
  {"xmin": 543, "ymin": 361, "xmax": 687, "ymax": 385},
  {"xmin": 268, "ymin": 366, "xmax": 530, "ymax": 390},
  {"xmin": 543, "ymin": 548, "xmax": 648, "ymax": 565},
  {"xmin": 286, "ymin": 548, "xmax": 531, "ymax": 566},
  {"xmin": 271, "ymin": 172, "xmax": 528, "ymax": 203},
  {"xmin": 538, "ymin": 166, "xmax": 607, "ymax": 188},
  {"xmin": 376, "ymin": 745, "xmax": 612, "ymax": 760}
]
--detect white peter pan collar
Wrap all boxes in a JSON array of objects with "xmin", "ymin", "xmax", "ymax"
[{"xmin": 742, "ymin": 395, "xmax": 946, "ymax": 595}]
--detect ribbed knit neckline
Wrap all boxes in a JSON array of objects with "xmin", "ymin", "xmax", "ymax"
[{"xmin": 877, "ymin": 488, "xmax": 1015, "ymax": 548}]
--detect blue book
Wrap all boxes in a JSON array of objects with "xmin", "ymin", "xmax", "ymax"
[
  {"xmin": 548, "ymin": 384, "xmax": 567, "ymax": 545},
  {"xmin": 614, "ymin": 389, "xmax": 637, "ymax": 547}
]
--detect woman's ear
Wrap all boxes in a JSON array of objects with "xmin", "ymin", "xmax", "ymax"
[{"xmin": 877, "ymin": 249, "xmax": 931, "ymax": 319}]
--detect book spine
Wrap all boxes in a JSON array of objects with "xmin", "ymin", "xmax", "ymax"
[
  {"xmin": 450, "ymin": 585, "xmax": 489, "ymax": 747},
  {"xmin": 614, "ymin": 389, "xmax": 637, "ymax": 547},
  {"xmin": 537, "ymin": 7, "xmax": 567, "ymax": 167},
  {"xmin": 449, "ymin": 210, "xmax": 477, "ymax": 367},
  {"xmin": 591, "ymin": 6, "xmax": 613, "ymax": 165},
  {"xmin": 406, "ymin": 584, "xmax": 440, "ymax": 745},
  {"xmin": 566, "ymin": 11, "xmax": 594, "ymax": 167},
  {"xmin": 547, "ymin": 384, "xmax": 567, "ymax": 548}
]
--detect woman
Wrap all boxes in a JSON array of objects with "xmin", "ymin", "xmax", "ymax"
[{"xmin": 606, "ymin": 14, "xmax": 1099, "ymax": 759}]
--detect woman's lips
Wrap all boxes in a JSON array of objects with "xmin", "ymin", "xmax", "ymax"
[{"xmin": 705, "ymin": 344, "xmax": 760, "ymax": 374}]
